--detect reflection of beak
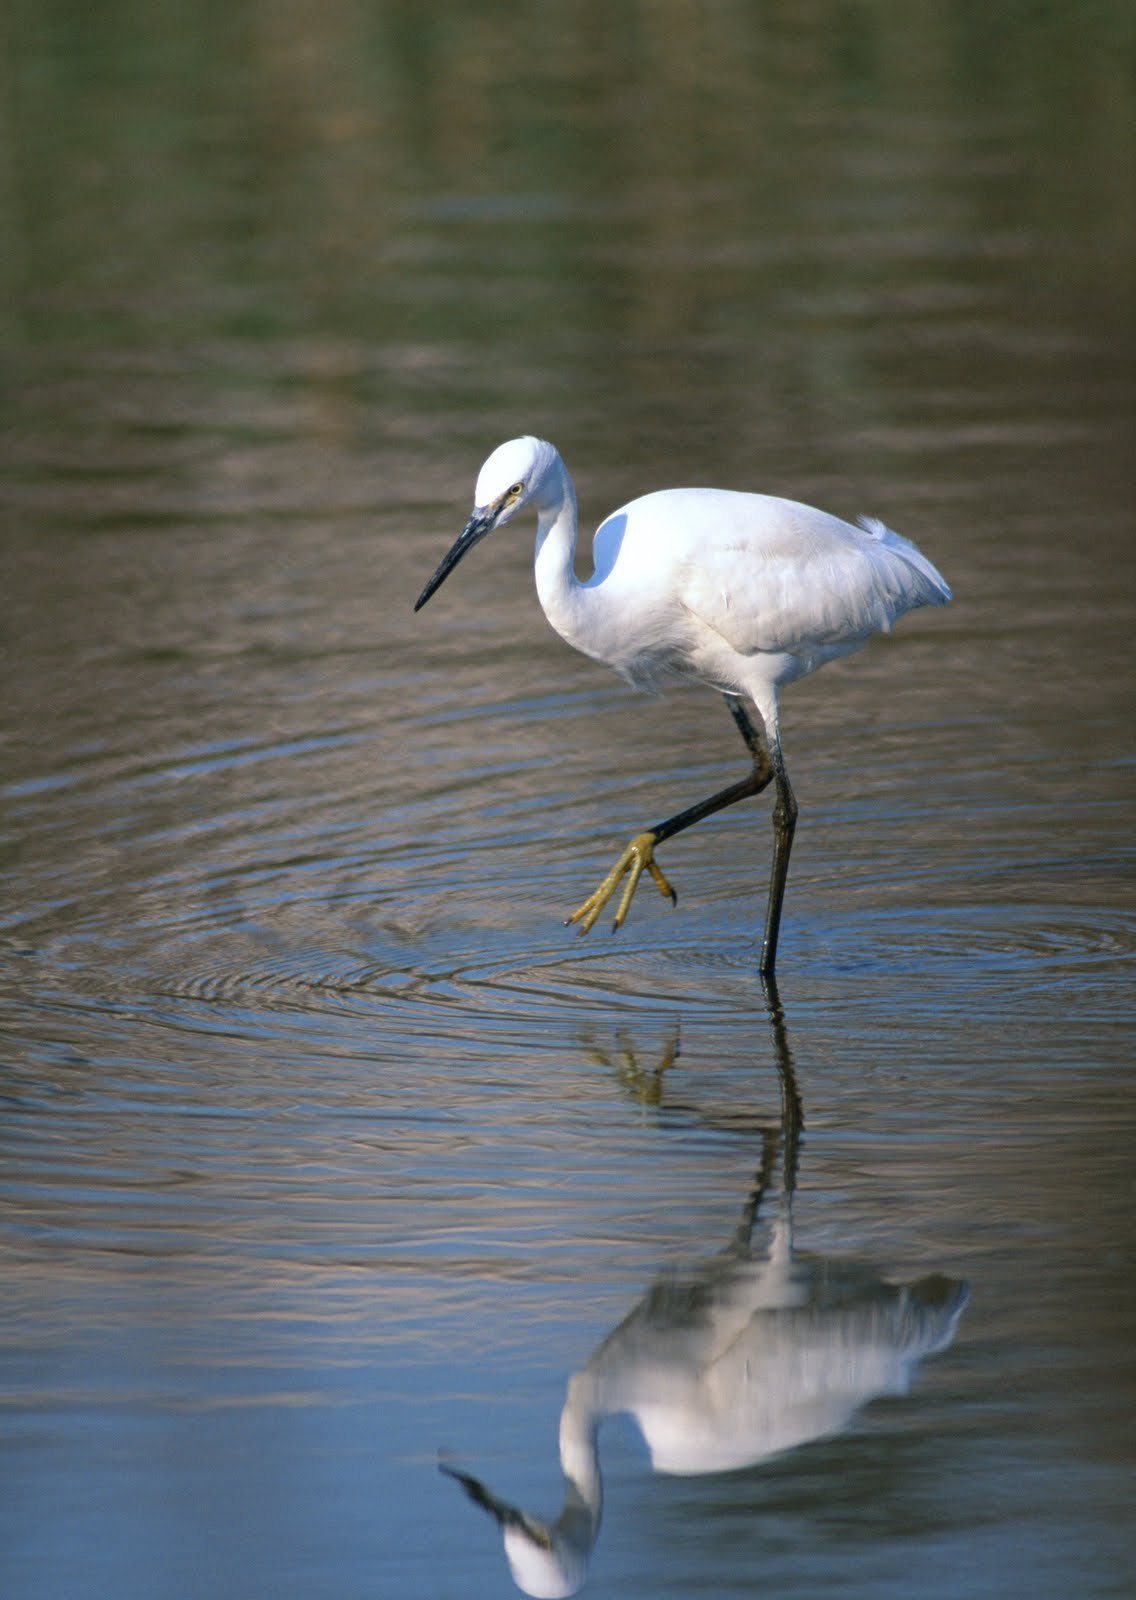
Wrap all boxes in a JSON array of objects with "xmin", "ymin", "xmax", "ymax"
[
  {"xmin": 414, "ymin": 506, "xmax": 498, "ymax": 611},
  {"xmin": 439, "ymin": 1459, "xmax": 553, "ymax": 1550}
]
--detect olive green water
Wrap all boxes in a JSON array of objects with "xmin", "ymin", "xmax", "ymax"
[{"xmin": 2, "ymin": 6, "xmax": 1134, "ymax": 1598}]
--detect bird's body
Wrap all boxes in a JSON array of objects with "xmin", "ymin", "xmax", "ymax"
[
  {"xmin": 543, "ymin": 483, "xmax": 948, "ymax": 707},
  {"xmin": 415, "ymin": 437, "xmax": 951, "ymax": 971}
]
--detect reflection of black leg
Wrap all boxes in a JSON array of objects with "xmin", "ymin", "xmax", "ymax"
[
  {"xmin": 731, "ymin": 1124, "xmax": 780, "ymax": 1253},
  {"xmin": 732, "ymin": 977, "xmax": 805, "ymax": 1251},
  {"xmin": 762, "ymin": 974, "xmax": 803, "ymax": 1197}
]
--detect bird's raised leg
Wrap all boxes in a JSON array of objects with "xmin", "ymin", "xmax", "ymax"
[{"xmin": 567, "ymin": 695, "xmax": 775, "ymax": 936}]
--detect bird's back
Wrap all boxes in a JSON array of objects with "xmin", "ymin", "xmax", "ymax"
[{"xmin": 591, "ymin": 487, "xmax": 950, "ymax": 674}]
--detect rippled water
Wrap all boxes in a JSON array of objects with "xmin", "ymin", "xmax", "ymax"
[{"xmin": 3, "ymin": 7, "xmax": 1135, "ymax": 1599}]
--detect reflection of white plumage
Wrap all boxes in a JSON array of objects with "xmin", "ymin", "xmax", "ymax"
[
  {"xmin": 415, "ymin": 438, "xmax": 951, "ymax": 972},
  {"xmin": 442, "ymin": 1018, "xmax": 968, "ymax": 1599},
  {"xmin": 575, "ymin": 1219, "xmax": 967, "ymax": 1479},
  {"xmin": 445, "ymin": 1236, "xmax": 966, "ymax": 1600}
]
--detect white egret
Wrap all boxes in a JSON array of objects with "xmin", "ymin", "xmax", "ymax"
[{"xmin": 415, "ymin": 438, "xmax": 951, "ymax": 972}]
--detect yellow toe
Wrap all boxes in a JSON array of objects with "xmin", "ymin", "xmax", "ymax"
[{"xmin": 566, "ymin": 832, "xmax": 677, "ymax": 935}]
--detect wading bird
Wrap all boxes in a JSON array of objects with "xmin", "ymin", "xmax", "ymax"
[{"xmin": 415, "ymin": 438, "xmax": 950, "ymax": 973}]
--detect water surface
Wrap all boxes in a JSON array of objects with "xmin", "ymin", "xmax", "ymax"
[{"xmin": 2, "ymin": 6, "xmax": 1134, "ymax": 1598}]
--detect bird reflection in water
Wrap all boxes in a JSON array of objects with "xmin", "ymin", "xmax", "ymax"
[{"xmin": 441, "ymin": 985, "xmax": 968, "ymax": 1599}]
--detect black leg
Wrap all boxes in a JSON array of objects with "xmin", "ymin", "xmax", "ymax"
[
  {"xmin": 721, "ymin": 696, "xmax": 801, "ymax": 978},
  {"xmin": 722, "ymin": 693, "xmax": 767, "ymax": 763},
  {"xmin": 649, "ymin": 695, "xmax": 773, "ymax": 847},
  {"xmin": 759, "ymin": 747, "xmax": 797, "ymax": 978}
]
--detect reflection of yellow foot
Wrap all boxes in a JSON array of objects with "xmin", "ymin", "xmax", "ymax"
[{"xmin": 566, "ymin": 831, "xmax": 678, "ymax": 934}]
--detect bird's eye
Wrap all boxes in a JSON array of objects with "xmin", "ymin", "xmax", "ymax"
[{"xmin": 508, "ymin": 482, "xmax": 524, "ymax": 497}]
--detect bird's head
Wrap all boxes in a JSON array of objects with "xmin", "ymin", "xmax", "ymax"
[
  {"xmin": 414, "ymin": 436, "xmax": 560, "ymax": 612},
  {"xmin": 439, "ymin": 1456, "xmax": 592, "ymax": 1599}
]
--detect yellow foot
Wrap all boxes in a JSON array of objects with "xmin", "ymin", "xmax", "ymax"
[{"xmin": 565, "ymin": 831, "xmax": 678, "ymax": 935}]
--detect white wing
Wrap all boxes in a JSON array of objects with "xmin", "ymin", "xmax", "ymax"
[{"xmin": 617, "ymin": 489, "xmax": 950, "ymax": 658}]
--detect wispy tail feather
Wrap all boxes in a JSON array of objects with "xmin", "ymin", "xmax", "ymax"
[{"xmin": 857, "ymin": 515, "xmax": 953, "ymax": 607}]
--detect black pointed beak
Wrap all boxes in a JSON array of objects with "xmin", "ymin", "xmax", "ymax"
[
  {"xmin": 439, "ymin": 1460, "xmax": 512, "ymax": 1525},
  {"xmin": 414, "ymin": 507, "xmax": 498, "ymax": 612},
  {"xmin": 438, "ymin": 1459, "xmax": 553, "ymax": 1549}
]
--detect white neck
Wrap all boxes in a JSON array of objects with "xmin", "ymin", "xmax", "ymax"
[
  {"xmin": 558, "ymin": 1372, "xmax": 602, "ymax": 1521},
  {"xmin": 498, "ymin": 1377, "xmax": 602, "ymax": 1598},
  {"xmin": 532, "ymin": 460, "xmax": 582, "ymax": 645}
]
